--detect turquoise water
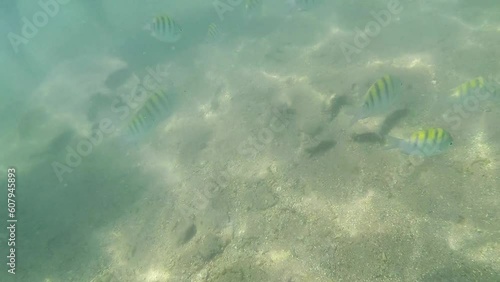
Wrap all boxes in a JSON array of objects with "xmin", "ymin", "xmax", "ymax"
[{"xmin": 1, "ymin": 0, "xmax": 500, "ymax": 281}]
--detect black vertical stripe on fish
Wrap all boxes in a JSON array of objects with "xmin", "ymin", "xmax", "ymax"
[
  {"xmin": 150, "ymin": 95, "xmax": 163, "ymax": 115},
  {"xmin": 158, "ymin": 17, "xmax": 162, "ymax": 33},
  {"xmin": 374, "ymin": 81, "xmax": 381, "ymax": 107},
  {"xmin": 165, "ymin": 16, "xmax": 170, "ymax": 35},
  {"xmin": 387, "ymin": 76, "xmax": 394, "ymax": 100},
  {"xmin": 147, "ymin": 96, "xmax": 161, "ymax": 117},
  {"xmin": 150, "ymin": 94, "xmax": 165, "ymax": 115},
  {"xmin": 368, "ymin": 88, "xmax": 375, "ymax": 108},
  {"xmin": 135, "ymin": 117, "xmax": 144, "ymax": 132},
  {"xmin": 169, "ymin": 17, "xmax": 175, "ymax": 36},
  {"xmin": 131, "ymin": 119, "xmax": 140, "ymax": 135},
  {"xmin": 422, "ymin": 130, "xmax": 428, "ymax": 149},
  {"xmin": 156, "ymin": 91, "xmax": 170, "ymax": 109},
  {"xmin": 143, "ymin": 101, "xmax": 157, "ymax": 119},
  {"xmin": 138, "ymin": 113, "xmax": 150, "ymax": 133},
  {"xmin": 150, "ymin": 93, "xmax": 163, "ymax": 113},
  {"xmin": 128, "ymin": 121, "xmax": 137, "ymax": 135},
  {"xmin": 161, "ymin": 16, "xmax": 170, "ymax": 34},
  {"xmin": 155, "ymin": 16, "xmax": 161, "ymax": 34},
  {"xmin": 130, "ymin": 119, "xmax": 137, "ymax": 134},
  {"xmin": 381, "ymin": 76, "xmax": 389, "ymax": 104},
  {"xmin": 136, "ymin": 113, "xmax": 146, "ymax": 132},
  {"xmin": 150, "ymin": 92, "xmax": 163, "ymax": 109}
]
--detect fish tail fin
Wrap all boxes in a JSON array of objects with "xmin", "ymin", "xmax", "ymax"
[{"xmin": 384, "ymin": 135, "xmax": 402, "ymax": 150}]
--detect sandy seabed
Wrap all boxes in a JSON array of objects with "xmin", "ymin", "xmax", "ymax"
[{"xmin": 2, "ymin": 1, "xmax": 500, "ymax": 281}]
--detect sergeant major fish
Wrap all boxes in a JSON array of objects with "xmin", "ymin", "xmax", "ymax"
[
  {"xmin": 350, "ymin": 75, "xmax": 404, "ymax": 125},
  {"xmin": 450, "ymin": 76, "xmax": 497, "ymax": 101},
  {"xmin": 125, "ymin": 89, "xmax": 177, "ymax": 143},
  {"xmin": 385, "ymin": 128, "xmax": 453, "ymax": 156},
  {"xmin": 144, "ymin": 15, "xmax": 182, "ymax": 43},
  {"xmin": 205, "ymin": 22, "xmax": 221, "ymax": 43}
]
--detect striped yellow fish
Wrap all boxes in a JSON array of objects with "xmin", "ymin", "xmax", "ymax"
[
  {"xmin": 126, "ymin": 89, "xmax": 175, "ymax": 142},
  {"xmin": 386, "ymin": 128, "xmax": 453, "ymax": 156},
  {"xmin": 350, "ymin": 75, "xmax": 404, "ymax": 125},
  {"xmin": 450, "ymin": 76, "xmax": 496, "ymax": 101},
  {"xmin": 205, "ymin": 22, "xmax": 220, "ymax": 43},
  {"xmin": 145, "ymin": 15, "xmax": 182, "ymax": 43},
  {"xmin": 207, "ymin": 23, "xmax": 218, "ymax": 37}
]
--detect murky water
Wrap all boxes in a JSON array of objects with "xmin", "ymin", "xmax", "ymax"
[{"xmin": 1, "ymin": 1, "xmax": 500, "ymax": 281}]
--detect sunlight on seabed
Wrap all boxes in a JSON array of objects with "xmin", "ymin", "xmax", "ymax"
[
  {"xmin": 468, "ymin": 130, "xmax": 496, "ymax": 171},
  {"xmin": 335, "ymin": 190, "xmax": 375, "ymax": 237},
  {"xmin": 447, "ymin": 223, "xmax": 500, "ymax": 271}
]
